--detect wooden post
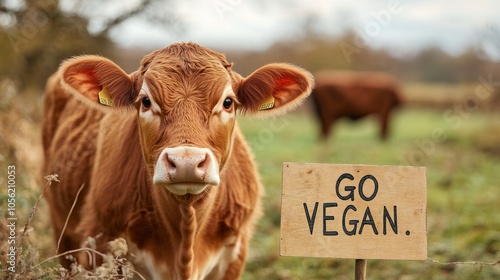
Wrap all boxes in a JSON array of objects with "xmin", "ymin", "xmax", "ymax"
[{"xmin": 355, "ymin": 259, "xmax": 367, "ymax": 280}]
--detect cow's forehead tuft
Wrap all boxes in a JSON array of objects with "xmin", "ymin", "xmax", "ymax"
[{"xmin": 146, "ymin": 42, "xmax": 230, "ymax": 71}]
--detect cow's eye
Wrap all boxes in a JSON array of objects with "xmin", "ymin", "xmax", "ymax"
[
  {"xmin": 223, "ymin": 98, "xmax": 233, "ymax": 110},
  {"xmin": 142, "ymin": 97, "xmax": 152, "ymax": 109}
]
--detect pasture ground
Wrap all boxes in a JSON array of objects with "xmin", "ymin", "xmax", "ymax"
[
  {"xmin": 240, "ymin": 106, "xmax": 500, "ymax": 280},
  {"xmin": 0, "ymin": 84, "xmax": 499, "ymax": 279}
]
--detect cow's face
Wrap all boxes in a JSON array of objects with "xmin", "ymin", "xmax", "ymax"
[
  {"xmin": 60, "ymin": 43, "xmax": 313, "ymax": 197},
  {"xmin": 132, "ymin": 46, "xmax": 240, "ymax": 196}
]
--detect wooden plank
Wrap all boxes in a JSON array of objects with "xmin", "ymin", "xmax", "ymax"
[{"xmin": 280, "ymin": 162, "xmax": 427, "ymax": 260}]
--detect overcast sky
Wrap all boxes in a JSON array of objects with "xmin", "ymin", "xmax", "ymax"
[{"xmin": 108, "ymin": 0, "xmax": 500, "ymax": 58}]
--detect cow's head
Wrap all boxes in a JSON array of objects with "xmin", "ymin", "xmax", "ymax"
[{"xmin": 59, "ymin": 42, "xmax": 313, "ymax": 197}]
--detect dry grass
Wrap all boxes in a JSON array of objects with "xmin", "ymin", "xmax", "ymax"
[
  {"xmin": 402, "ymin": 82, "xmax": 500, "ymax": 110},
  {"xmin": 1, "ymin": 176, "xmax": 141, "ymax": 279},
  {"xmin": 0, "ymin": 81, "xmax": 145, "ymax": 279}
]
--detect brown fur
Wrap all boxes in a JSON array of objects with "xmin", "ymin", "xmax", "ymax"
[
  {"xmin": 311, "ymin": 70, "xmax": 403, "ymax": 141},
  {"xmin": 42, "ymin": 42, "xmax": 313, "ymax": 279}
]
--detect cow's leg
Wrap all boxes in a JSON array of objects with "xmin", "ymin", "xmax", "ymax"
[
  {"xmin": 380, "ymin": 111, "xmax": 390, "ymax": 141},
  {"xmin": 76, "ymin": 208, "xmax": 120, "ymax": 269},
  {"xmin": 51, "ymin": 222, "xmax": 81, "ymax": 268},
  {"xmin": 320, "ymin": 117, "xmax": 335, "ymax": 140},
  {"xmin": 221, "ymin": 241, "xmax": 247, "ymax": 280},
  {"xmin": 44, "ymin": 177, "xmax": 88, "ymax": 268}
]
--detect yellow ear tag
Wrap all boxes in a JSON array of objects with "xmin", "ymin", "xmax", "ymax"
[
  {"xmin": 98, "ymin": 87, "xmax": 112, "ymax": 107},
  {"xmin": 258, "ymin": 95, "xmax": 275, "ymax": 111}
]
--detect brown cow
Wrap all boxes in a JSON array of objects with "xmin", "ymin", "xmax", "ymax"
[
  {"xmin": 311, "ymin": 71, "xmax": 403, "ymax": 141},
  {"xmin": 42, "ymin": 42, "xmax": 313, "ymax": 279}
]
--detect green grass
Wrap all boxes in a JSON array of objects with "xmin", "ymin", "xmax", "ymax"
[{"xmin": 239, "ymin": 108, "xmax": 500, "ymax": 280}]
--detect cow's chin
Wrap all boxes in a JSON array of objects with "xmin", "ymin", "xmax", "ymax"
[{"xmin": 163, "ymin": 183, "xmax": 213, "ymax": 196}]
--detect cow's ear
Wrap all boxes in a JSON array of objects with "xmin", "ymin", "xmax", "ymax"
[
  {"xmin": 59, "ymin": 55, "xmax": 136, "ymax": 109},
  {"xmin": 236, "ymin": 63, "xmax": 314, "ymax": 117}
]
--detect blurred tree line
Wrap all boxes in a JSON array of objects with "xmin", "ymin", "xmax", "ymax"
[
  {"xmin": 0, "ymin": 0, "xmax": 176, "ymax": 91},
  {"xmin": 228, "ymin": 31, "xmax": 500, "ymax": 84},
  {"xmin": 1, "ymin": 0, "xmax": 499, "ymax": 92}
]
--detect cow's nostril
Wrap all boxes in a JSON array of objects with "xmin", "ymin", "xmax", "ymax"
[
  {"xmin": 197, "ymin": 154, "xmax": 207, "ymax": 169},
  {"xmin": 166, "ymin": 155, "xmax": 177, "ymax": 170}
]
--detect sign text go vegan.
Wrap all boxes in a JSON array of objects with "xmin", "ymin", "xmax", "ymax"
[{"xmin": 280, "ymin": 163, "xmax": 427, "ymax": 260}]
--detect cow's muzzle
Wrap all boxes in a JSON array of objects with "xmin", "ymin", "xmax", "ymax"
[{"xmin": 153, "ymin": 146, "xmax": 220, "ymax": 195}]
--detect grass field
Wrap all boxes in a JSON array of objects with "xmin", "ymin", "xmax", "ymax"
[
  {"xmin": 239, "ymin": 107, "xmax": 500, "ymax": 280},
  {"xmin": 1, "ymin": 89, "xmax": 499, "ymax": 279}
]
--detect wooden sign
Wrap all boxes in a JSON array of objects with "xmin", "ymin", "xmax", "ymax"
[{"xmin": 280, "ymin": 162, "xmax": 427, "ymax": 260}]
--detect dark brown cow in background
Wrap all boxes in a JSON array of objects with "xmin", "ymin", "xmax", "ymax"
[{"xmin": 311, "ymin": 70, "xmax": 403, "ymax": 141}]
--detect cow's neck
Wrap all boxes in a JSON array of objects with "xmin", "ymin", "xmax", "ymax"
[
  {"xmin": 177, "ymin": 202, "xmax": 196, "ymax": 279},
  {"xmin": 152, "ymin": 186, "xmax": 219, "ymax": 279}
]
